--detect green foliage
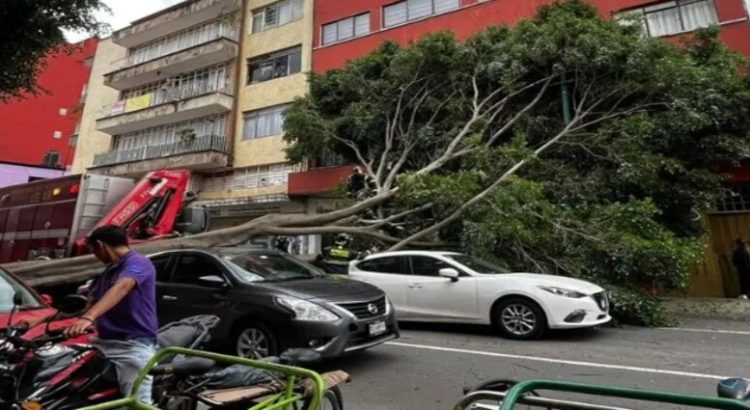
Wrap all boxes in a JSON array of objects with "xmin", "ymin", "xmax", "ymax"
[
  {"xmin": 607, "ymin": 286, "xmax": 675, "ymax": 327},
  {"xmin": 284, "ymin": 0, "xmax": 750, "ymax": 326},
  {"xmin": 0, "ymin": 0, "xmax": 108, "ymax": 101}
]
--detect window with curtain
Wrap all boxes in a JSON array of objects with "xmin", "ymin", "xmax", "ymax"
[
  {"xmin": 243, "ymin": 106, "xmax": 288, "ymax": 140},
  {"xmin": 252, "ymin": 0, "xmax": 304, "ymax": 33},
  {"xmin": 321, "ymin": 13, "xmax": 371, "ymax": 45},
  {"xmin": 615, "ymin": 0, "xmax": 717, "ymax": 37},
  {"xmin": 383, "ymin": 0, "xmax": 459, "ymax": 28},
  {"xmin": 247, "ymin": 46, "xmax": 302, "ymax": 83}
]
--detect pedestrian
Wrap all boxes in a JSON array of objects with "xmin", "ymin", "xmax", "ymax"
[
  {"xmin": 731, "ymin": 238, "xmax": 750, "ymax": 299},
  {"xmin": 65, "ymin": 225, "xmax": 158, "ymax": 404}
]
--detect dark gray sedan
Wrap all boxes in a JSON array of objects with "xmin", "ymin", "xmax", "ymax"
[{"xmin": 149, "ymin": 247, "xmax": 399, "ymax": 358}]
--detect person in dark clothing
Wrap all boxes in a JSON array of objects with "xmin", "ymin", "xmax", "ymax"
[
  {"xmin": 732, "ymin": 238, "xmax": 750, "ymax": 298},
  {"xmin": 316, "ymin": 234, "xmax": 359, "ymax": 274}
]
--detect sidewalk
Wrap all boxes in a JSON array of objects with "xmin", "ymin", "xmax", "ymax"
[{"xmin": 664, "ymin": 297, "xmax": 750, "ymax": 322}]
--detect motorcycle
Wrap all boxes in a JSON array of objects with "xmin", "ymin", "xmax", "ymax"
[
  {"xmin": 0, "ymin": 294, "xmax": 220, "ymax": 410},
  {"xmin": 1, "ymin": 294, "xmax": 348, "ymax": 410}
]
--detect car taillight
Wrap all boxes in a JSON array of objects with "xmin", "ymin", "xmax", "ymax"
[{"xmin": 69, "ymin": 184, "xmax": 80, "ymax": 195}]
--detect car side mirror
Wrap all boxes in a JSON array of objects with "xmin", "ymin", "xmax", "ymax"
[
  {"xmin": 198, "ymin": 275, "xmax": 229, "ymax": 288},
  {"xmin": 12, "ymin": 292, "xmax": 23, "ymax": 307},
  {"xmin": 439, "ymin": 268, "xmax": 460, "ymax": 282},
  {"xmin": 40, "ymin": 294, "xmax": 54, "ymax": 305},
  {"xmin": 56, "ymin": 295, "xmax": 88, "ymax": 315}
]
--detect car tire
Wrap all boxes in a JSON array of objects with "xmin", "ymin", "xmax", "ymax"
[
  {"xmin": 492, "ymin": 297, "xmax": 546, "ymax": 340},
  {"xmin": 302, "ymin": 387, "xmax": 343, "ymax": 410},
  {"xmin": 233, "ymin": 321, "xmax": 279, "ymax": 359}
]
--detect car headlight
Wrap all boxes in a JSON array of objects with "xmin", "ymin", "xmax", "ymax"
[
  {"xmin": 539, "ymin": 286, "xmax": 586, "ymax": 299},
  {"xmin": 384, "ymin": 296, "xmax": 392, "ymax": 315},
  {"xmin": 276, "ymin": 296, "xmax": 339, "ymax": 322}
]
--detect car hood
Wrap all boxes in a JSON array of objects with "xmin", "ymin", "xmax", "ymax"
[
  {"xmin": 499, "ymin": 273, "xmax": 604, "ymax": 294},
  {"xmin": 256, "ymin": 277, "xmax": 384, "ymax": 302}
]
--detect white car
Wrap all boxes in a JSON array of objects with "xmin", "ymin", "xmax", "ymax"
[{"xmin": 348, "ymin": 251, "xmax": 610, "ymax": 339}]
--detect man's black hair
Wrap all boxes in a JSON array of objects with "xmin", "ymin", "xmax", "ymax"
[{"xmin": 86, "ymin": 225, "xmax": 129, "ymax": 247}]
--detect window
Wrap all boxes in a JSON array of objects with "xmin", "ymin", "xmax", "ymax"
[
  {"xmin": 172, "ymin": 254, "xmax": 221, "ymax": 285},
  {"xmin": 242, "ymin": 105, "xmax": 287, "ymax": 140},
  {"xmin": 69, "ymin": 134, "xmax": 78, "ymax": 147},
  {"xmin": 357, "ymin": 257, "xmax": 410, "ymax": 274},
  {"xmin": 383, "ymin": 0, "xmax": 459, "ymax": 28},
  {"xmin": 615, "ymin": 0, "xmax": 718, "ymax": 37},
  {"xmin": 41, "ymin": 151, "xmax": 60, "ymax": 168},
  {"xmin": 113, "ymin": 114, "xmax": 226, "ymax": 151},
  {"xmin": 248, "ymin": 46, "xmax": 302, "ymax": 84},
  {"xmin": 151, "ymin": 255, "xmax": 173, "ymax": 282},
  {"xmin": 322, "ymin": 13, "xmax": 371, "ymax": 45},
  {"xmin": 409, "ymin": 256, "xmax": 450, "ymax": 277},
  {"xmin": 252, "ymin": 0, "xmax": 303, "ymax": 33},
  {"xmin": 52, "ymin": 131, "xmax": 62, "ymax": 139},
  {"xmin": 202, "ymin": 163, "xmax": 295, "ymax": 191}
]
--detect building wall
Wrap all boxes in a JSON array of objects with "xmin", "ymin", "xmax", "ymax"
[
  {"xmin": 312, "ymin": 0, "xmax": 750, "ymax": 73},
  {"xmin": 0, "ymin": 38, "xmax": 98, "ymax": 168},
  {"xmin": 233, "ymin": 0, "xmax": 314, "ymax": 169},
  {"xmin": 0, "ymin": 163, "xmax": 64, "ymax": 188},
  {"xmin": 70, "ymin": 39, "xmax": 127, "ymax": 174}
]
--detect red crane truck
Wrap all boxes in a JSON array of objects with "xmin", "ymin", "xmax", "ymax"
[{"xmin": 0, "ymin": 169, "xmax": 207, "ymax": 264}]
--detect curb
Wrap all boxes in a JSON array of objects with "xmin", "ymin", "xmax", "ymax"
[{"xmin": 663, "ymin": 297, "xmax": 750, "ymax": 322}]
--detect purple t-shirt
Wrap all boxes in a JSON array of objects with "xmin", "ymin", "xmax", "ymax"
[{"xmin": 90, "ymin": 250, "xmax": 158, "ymax": 341}]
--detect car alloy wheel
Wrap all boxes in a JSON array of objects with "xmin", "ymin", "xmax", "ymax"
[
  {"xmin": 493, "ymin": 297, "xmax": 546, "ymax": 340},
  {"xmin": 236, "ymin": 327, "xmax": 271, "ymax": 358},
  {"xmin": 501, "ymin": 303, "xmax": 537, "ymax": 336}
]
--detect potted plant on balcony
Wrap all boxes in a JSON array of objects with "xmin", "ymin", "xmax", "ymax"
[{"xmin": 177, "ymin": 128, "xmax": 196, "ymax": 145}]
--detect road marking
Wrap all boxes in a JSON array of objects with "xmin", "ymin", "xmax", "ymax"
[
  {"xmin": 386, "ymin": 341, "xmax": 730, "ymax": 380},
  {"xmin": 659, "ymin": 327, "xmax": 750, "ymax": 336}
]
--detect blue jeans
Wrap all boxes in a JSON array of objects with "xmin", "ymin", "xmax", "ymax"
[{"xmin": 92, "ymin": 338, "xmax": 156, "ymax": 404}]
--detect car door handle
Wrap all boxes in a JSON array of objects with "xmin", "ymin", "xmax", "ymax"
[
  {"xmin": 408, "ymin": 284, "xmax": 423, "ymax": 289},
  {"xmin": 162, "ymin": 295, "xmax": 178, "ymax": 301}
]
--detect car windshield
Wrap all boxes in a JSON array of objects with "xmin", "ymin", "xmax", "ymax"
[
  {"xmin": 446, "ymin": 254, "xmax": 510, "ymax": 274},
  {"xmin": 0, "ymin": 269, "xmax": 44, "ymax": 313},
  {"xmin": 225, "ymin": 252, "xmax": 324, "ymax": 283}
]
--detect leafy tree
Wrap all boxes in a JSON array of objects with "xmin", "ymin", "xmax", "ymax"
[
  {"xmin": 0, "ymin": 0, "xmax": 108, "ymax": 101},
  {"xmin": 9, "ymin": 1, "xmax": 750, "ymax": 325}
]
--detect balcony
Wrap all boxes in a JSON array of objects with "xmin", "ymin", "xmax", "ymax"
[
  {"xmin": 104, "ymin": 38, "xmax": 238, "ymax": 90},
  {"xmin": 90, "ymin": 134, "xmax": 230, "ymax": 176},
  {"xmin": 288, "ymin": 165, "xmax": 354, "ymax": 196},
  {"xmin": 112, "ymin": 0, "xmax": 241, "ymax": 48},
  {"xmin": 97, "ymin": 84, "xmax": 233, "ymax": 135}
]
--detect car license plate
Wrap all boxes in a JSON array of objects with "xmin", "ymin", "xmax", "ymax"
[{"xmin": 369, "ymin": 321, "xmax": 386, "ymax": 336}]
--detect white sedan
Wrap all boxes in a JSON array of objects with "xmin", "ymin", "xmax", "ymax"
[{"xmin": 348, "ymin": 251, "xmax": 610, "ymax": 339}]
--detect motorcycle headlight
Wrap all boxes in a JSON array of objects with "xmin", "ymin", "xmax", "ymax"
[
  {"xmin": 539, "ymin": 286, "xmax": 586, "ymax": 299},
  {"xmin": 276, "ymin": 296, "xmax": 339, "ymax": 322}
]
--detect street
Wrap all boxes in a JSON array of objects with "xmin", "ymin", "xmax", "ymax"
[{"xmin": 326, "ymin": 319, "xmax": 750, "ymax": 409}]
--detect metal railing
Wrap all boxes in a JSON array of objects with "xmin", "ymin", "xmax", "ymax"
[
  {"xmin": 100, "ymin": 82, "xmax": 232, "ymax": 118},
  {"xmin": 112, "ymin": 0, "xmax": 237, "ymax": 41},
  {"xmin": 93, "ymin": 134, "xmax": 229, "ymax": 167}
]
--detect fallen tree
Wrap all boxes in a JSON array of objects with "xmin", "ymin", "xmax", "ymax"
[{"xmin": 5, "ymin": 1, "xmax": 750, "ymax": 328}]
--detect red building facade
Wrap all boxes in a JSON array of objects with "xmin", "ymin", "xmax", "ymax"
[
  {"xmin": 312, "ymin": 0, "xmax": 750, "ymax": 73},
  {"xmin": 0, "ymin": 38, "xmax": 98, "ymax": 169}
]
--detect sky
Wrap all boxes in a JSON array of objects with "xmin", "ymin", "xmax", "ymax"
[{"xmin": 65, "ymin": 0, "xmax": 183, "ymax": 43}]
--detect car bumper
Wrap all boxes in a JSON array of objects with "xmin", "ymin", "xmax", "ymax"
[
  {"xmin": 544, "ymin": 294, "xmax": 611, "ymax": 329},
  {"xmin": 282, "ymin": 312, "xmax": 400, "ymax": 359}
]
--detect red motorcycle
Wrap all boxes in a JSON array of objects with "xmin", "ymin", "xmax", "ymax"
[{"xmin": 0, "ymin": 294, "xmax": 219, "ymax": 410}]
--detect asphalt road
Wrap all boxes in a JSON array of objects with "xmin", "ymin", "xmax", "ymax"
[{"xmin": 324, "ymin": 319, "xmax": 750, "ymax": 410}]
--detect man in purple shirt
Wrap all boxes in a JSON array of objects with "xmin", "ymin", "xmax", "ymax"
[{"xmin": 66, "ymin": 225, "xmax": 158, "ymax": 404}]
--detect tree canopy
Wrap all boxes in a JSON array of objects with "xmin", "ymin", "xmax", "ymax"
[
  {"xmin": 0, "ymin": 0, "xmax": 108, "ymax": 101},
  {"xmin": 283, "ymin": 1, "xmax": 750, "ymax": 324}
]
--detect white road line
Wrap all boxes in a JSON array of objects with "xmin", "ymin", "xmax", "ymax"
[
  {"xmin": 659, "ymin": 327, "xmax": 750, "ymax": 336},
  {"xmin": 386, "ymin": 341, "xmax": 730, "ymax": 380}
]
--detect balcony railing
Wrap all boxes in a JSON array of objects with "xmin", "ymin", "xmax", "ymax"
[
  {"xmin": 114, "ymin": 22, "xmax": 237, "ymax": 70},
  {"xmin": 101, "ymin": 82, "xmax": 233, "ymax": 118},
  {"xmin": 93, "ymin": 134, "xmax": 229, "ymax": 167}
]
